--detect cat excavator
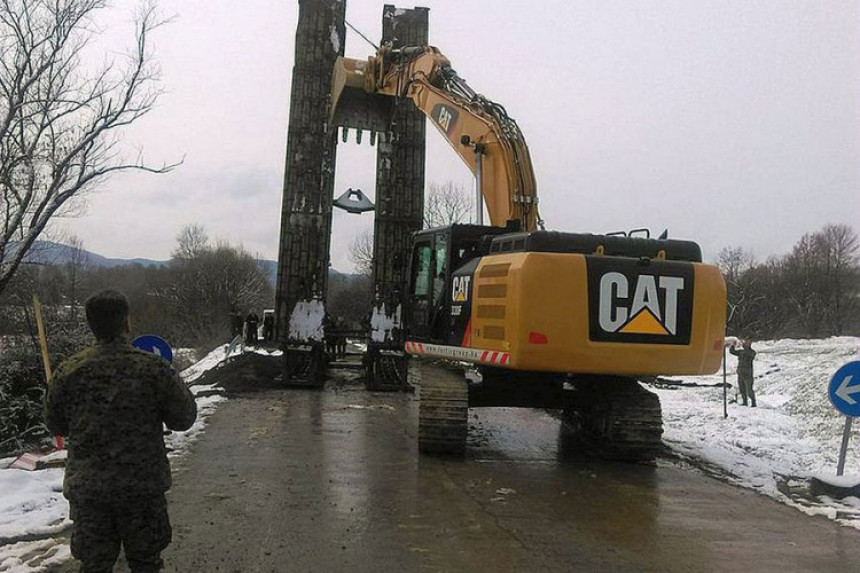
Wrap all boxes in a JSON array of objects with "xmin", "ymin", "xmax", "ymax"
[{"xmin": 331, "ymin": 46, "xmax": 727, "ymax": 461}]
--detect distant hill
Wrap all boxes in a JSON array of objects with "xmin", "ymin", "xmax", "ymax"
[
  {"xmin": 23, "ymin": 241, "xmax": 169, "ymax": 268},
  {"xmin": 19, "ymin": 241, "xmax": 313, "ymax": 287}
]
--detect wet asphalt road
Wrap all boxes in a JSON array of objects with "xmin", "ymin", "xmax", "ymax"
[
  {"xmin": 159, "ymin": 369, "xmax": 860, "ymax": 573},
  {"xmin": 52, "ymin": 365, "xmax": 860, "ymax": 572}
]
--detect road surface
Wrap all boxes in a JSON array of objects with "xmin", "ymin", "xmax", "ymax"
[{"xmin": 53, "ymin": 361, "xmax": 860, "ymax": 572}]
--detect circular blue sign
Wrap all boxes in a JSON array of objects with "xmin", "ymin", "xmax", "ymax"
[
  {"xmin": 828, "ymin": 361, "xmax": 860, "ymax": 417},
  {"xmin": 132, "ymin": 335, "xmax": 174, "ymax": 364}
]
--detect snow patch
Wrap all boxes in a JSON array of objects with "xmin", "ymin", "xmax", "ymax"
[
  {"xmin": 329, "ymin": 24, "xmax": 340, "ymax": 53},
  {"xmin": 0, "ymin": 468, "xmax": 68, "ymax": 542},
  {"xmin": 289, "ymin": 299, "xmax": 326, "ymax": 342},
  {"xmin": 657, "ymin": 336, "xmax": 860, "ymax": 526},
  {"xmin": 812, "ymin": 472, "xmax": 860, "ymax": 488},
  {"xmin": 0, "ymin": 539, "xmax": 71, "ymax": 572},
  {"xmin": 370, "ymin": 303, "xmax": 401, "ymax": 343}
]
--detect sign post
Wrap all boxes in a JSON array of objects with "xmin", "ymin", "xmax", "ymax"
[
  {"xmin": 722, "ymin": 342, "xmax": 728, "ymax": 419},
  {"xmin": 827, "ymin": 361, "xmax": 860, "ymax": 476},
  {"xmin": 33, "ymin": 295, "xmax": 63, "ymax": 451}
]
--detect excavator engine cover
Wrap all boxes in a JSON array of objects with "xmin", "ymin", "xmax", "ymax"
[{"xmin": 406, "ymin": 227, "xmax": 726, "ymax": 378}]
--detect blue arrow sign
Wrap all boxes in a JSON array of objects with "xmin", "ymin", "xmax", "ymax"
[
  {"xmin": 828, "ymin": 361, "xmax": 860, "ymax": 417},
  {"xmin": 132, "ymin": 335, "xmax": 174, "ymax": 364}
]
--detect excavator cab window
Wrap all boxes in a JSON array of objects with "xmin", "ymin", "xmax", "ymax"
[
  {"xmin": 408, "ymin": 228, "xmax": 452, "ymax": 341},
  {"xmin": 412, "ymin": 242, "xmax": 432, "ymax": 299},
  {"xmin": 432, "ymin": 233, "xmax": 448, "ymax": 308},
  {"xmin": 409, "ymin": 238, "xmax": 434, "ymax": 339}
]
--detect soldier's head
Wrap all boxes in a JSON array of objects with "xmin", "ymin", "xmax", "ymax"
[
  {"xmin": 85, "ymin": 290, "xmax": 130, "ymax": 342},
  {"xmin": 743, "ymin": 338, "xmax": 753, "ymax": 349}
]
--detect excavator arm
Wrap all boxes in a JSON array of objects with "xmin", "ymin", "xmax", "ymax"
[{"xmin": 331, "ymin": 46, "xmax": 541, "ymax": 232}]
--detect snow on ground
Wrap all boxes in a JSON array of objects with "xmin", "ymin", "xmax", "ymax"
[
  {"xmin": 2, "ymin": 338, "xmax": 860, "ymax": 570},
  {"xmin": 0, "ymin": 343, "xmax": 243, "ymax": 572},
  {"xmin": 655, "ymin": 336, "xmax": 860, "ymax": 526}
]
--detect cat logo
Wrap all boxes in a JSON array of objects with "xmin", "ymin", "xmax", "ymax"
[
  {"xmin": 431, "ymin": 104, "xmax": 459, "ymax": 136},
  {"xmin": 586, "ymin": 258, "xmax": 694, "ymax": 345},
  {"xmin": 599, "ymin": 273, "xmax": 684, "ymax": 335},
  {"xmin": 452, "ymin": 275, "xmax": 471, "ymax": 303}
]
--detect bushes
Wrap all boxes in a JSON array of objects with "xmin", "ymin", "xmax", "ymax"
[
  {"xmin": 0, "ymin": 346, "xmax": 48, "ymax": 456},
  {"xmin": 0, "ymin": 313, "xmax": 90, "ymax": 457}
]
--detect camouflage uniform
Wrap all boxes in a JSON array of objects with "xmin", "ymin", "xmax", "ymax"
[
  {"xmin": 44, "ymin": 340, "xmax": 197, "ymax": 572},
  {"xmin": 729, "ymin": 345, "xmax": 757, "ymax": 407}
]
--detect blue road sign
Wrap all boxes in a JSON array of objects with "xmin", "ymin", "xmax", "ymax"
[
  {"xmin": 132, "ymin": 335, "xmax": 174, "ymax": 364},
  {"xmin": 828, "ymin": 361, "xmax": 860, "ymax": 417}
]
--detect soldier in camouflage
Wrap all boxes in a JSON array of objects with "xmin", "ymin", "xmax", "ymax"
[
  {"xmin": 729, "ymin": 338, "xmax": 757, "ymax": 407},
  {"xmin": 44, "ymin": 290, "xmax": 197, "ymax": 572}
]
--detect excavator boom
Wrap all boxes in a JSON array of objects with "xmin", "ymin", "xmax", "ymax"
[{"xmin": 331, "ymin": 46, "xmax": 540, "ymax": 232}]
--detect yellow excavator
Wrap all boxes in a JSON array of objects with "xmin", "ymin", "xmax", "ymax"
[{"xmin": 331, "ymin": 46, "xmax": 727, "ymax": 460}]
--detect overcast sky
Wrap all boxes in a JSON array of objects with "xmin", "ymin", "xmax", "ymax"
[{"xmin": 56, "ymin": 0, "xmax": 859, "ymax": 272}]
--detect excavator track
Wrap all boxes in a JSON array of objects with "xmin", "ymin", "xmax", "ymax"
[
  {"xmin": 417, "ymin": 361, "xmax": 468, "ymax": 454},
  {"xmin": 563, "ymin": 377, "xmax": 663, "ymax": 462}
]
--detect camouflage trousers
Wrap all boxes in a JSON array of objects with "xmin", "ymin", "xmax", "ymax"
[
  {"xmin": 737, "ymin": 370, "xmax": 756, "ymax": 406},
  {"xmin": 69, "ymin": 494, "xmax": 171, "ymax": 573}
]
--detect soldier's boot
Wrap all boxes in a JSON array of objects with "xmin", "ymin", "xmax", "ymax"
[{"xmin": 125, "ymin": 552, "xmax": 164, "ymax": 573}]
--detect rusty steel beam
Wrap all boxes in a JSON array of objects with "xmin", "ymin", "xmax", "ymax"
[
  {"xmin": 275, "ymin": 0, "xmax": 346, "ymax": 384},
  {"xmin": 370, "ymin": 5, "xmax": 429, "ymax": 337},
  {"xmin": 366, "ymin": 5, "xmax": 429, "ymax": 389}
]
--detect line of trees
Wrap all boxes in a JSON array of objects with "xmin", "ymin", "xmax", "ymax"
[
  {"xmin": 0, "ymin": 225, "xmax": 273, "ymax": 351},
  {"xmin": 719, "ymin": 223, "xmax": 859, "ymax": 339},
  {"xmin": 0, "ymin": 225, "xmax": 273, "ymax": 454}
]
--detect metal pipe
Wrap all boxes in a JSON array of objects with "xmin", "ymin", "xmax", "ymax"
[
  {"xmin": 475, "ymin": 146, "xmax": 484, "ymax": 225},
  {"xmin": 838, "ymin": 416, "xmax": 853, "ymax": 476},
  {"xmin": 722, "ymin": 341, "xmax": 728, "ymax": 419}
]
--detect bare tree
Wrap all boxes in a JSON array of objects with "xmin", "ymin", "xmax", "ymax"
[
  {"xmin": 62, "ymin": 235, "xmax": 89, "ymax": 317},
  {"xmin": 424, "ymin": 180, "xmax": 473, "ymax": 228},
  {"xmin": 347, "ymin": 181, "xmax": 473, "ymax": 275},
  {"xmin": 173, "ymin": 223, "xmax": 209, "ymax": 260},
  {"xmin": 0, "ymin": 0, "xmax": 178, "ymax": 297},
  {"xmin": 717, "ymin": 246, "xmax": 754, "ymax": 285},
  {"xmin": 348, "ymin": 229, "xmax": 373, "ymax": 276},
  {"xmin": 156, "ymin": 226, "xmax": 272, "ymax": 350},
  {"xmin": 812, "ymin": 224, "xmax": 858, "ymax": 335},
  {"xmin": 716, "ymin": 246, "xmax": 759, "ymax": 333}
]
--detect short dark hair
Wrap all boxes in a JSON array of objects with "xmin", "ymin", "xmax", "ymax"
[{"xmin": 85, "ymin": 290, "xmax": 130, "ymax": 341}]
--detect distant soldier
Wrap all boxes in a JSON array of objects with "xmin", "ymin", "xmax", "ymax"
[
  {"xmin": 44, "ymin": 289, "xmax": 197, "ymax": 572},
  {"xmin": 262, "ymin": 312, "xmax": 275, "ymax": 342},
  {"xmin": 245, "ymin": 312, "xmax": 259, "ymax": 344},
  {"xmin": 335, "ymin": 316, "xmax": 348, "ymax": 359},
  {"xmin": 730, "ymin": 338, "xmax": 757, "ymax": 407},
  {"xmin": 324, "ymin": 313, "xmax": 337, "ymax": 359},
  {"xmin": 230, "ymin": 310, "xmax": 244, "ymax": 338}
]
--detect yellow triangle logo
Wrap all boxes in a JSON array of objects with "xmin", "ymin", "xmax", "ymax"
[{"xmin": 619, "ymin": 309, "xmax": 670, "ymax": 335}]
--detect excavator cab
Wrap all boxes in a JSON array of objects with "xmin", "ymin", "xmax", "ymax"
[{"xmin": 406, "ymin": 224, "xmax": 508, "ymax": 343}]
